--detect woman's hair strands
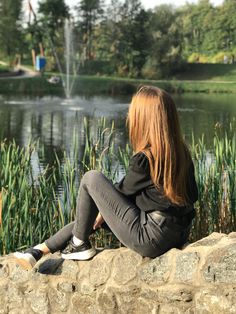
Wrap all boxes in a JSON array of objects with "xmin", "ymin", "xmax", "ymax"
[{"xmin": 128, "ymin": 85, "xmax": 191, "ymax": 206}]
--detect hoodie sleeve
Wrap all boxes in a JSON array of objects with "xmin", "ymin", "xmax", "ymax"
[
  {"xmin": 188, "ymin": 161, "xmax": 198, "ymax": 203},
  {"xmin": 114, "ymin": 152, "xmax": 152, "ymax": 196}
]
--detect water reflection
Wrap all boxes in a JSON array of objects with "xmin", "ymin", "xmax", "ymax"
[
  {"xmin": 175, "ymin": 93, "xmax": 236, "ymax": 145},
  {"xmin": 0, "ymin": 93, "xmax": 235, "ymax": 166}
]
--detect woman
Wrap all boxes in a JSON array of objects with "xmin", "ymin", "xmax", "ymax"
[{"xmin": 14, "ymin": 85, "xmax": 198, "ymax": 268}]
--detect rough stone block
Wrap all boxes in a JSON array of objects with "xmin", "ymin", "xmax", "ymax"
[
  {"xmin": 88, "ymin": 256, "xmax": 111, "ymax": 287},
  {"xmin": 138, "ymin": 253, "xmax": 171, "ymax": 284},
  {"xmin": 48, "ymin": 287, "xmax": 69, "ymax": 312},
  {"xmin": 78, "ymin": 278, "xmax": 96, "ymax": 295},
  {"xmin": 71, "ymin": 294, "xmax": 96, "ymax": 314},
  {"xmin": 195, "ymin": 286, "xmax": 236, "ymax": 314},
  {"xmin": 8, "ymin": 309, "xmax": 35, "ymax": 314},
  {"xmin": 77, "ymin": 249, "xmax": 114, "ymax": 294},
  {"xmin": 0, "ymin": 262, "xmax": 9, "ymax": 279},
  {"xmin": 9, "ymin": 264, "xmax": 31, "ymax": 284},
  {"xmin": 189, "ymin": 232, "xmax": 225, "ymax": 247},
  {"xmin": 59, "ymin": 260, "xmax": 79, "ymax": 280},
  {"xmin": 159, "ymin": 304, "xmax": 194, "ymax": 314},
  {"xmin": 115, "ymin": 288, "xmax": 157, "ymax": 314},
  {"xmin": 57, "ymin": 281, "xmax": 78, "ymax": 293},
  {"xmin": 0, "ymin": 294, "xmax": 9, "ymax": 314},
  {"xmin": 112, "ymin": 248, "xmax": 143, "ymax": 285},
  {"xmin": 174, "ymin": 252, "xmax": 200, "ymax": 282},
  {"xmin": 26, "ymin": 289, "xmax": 49, "ymax": 314},
  {"xmin": 7, "ymin": 283, "xmax": 23, "ymax": 303},
  {"xmin": 140, "ymin": 287, "xmax": 158, "ymax": 301},
  {"xmin": 158, "ymin": 285, "xmax": 193, "ymax": 303},
  {"xmin": 0, "ymin": 281, "xmax": 8, "ymax": 295},
  {"xmin": 228, "ymin": 232, "xmax": 236, "ymax": 239},
  {"xmin": 202, "ymin": 243, "xmax": 236, "ymax": 283},
  {"xmin": 31, "ymin": 270, "xmax": 49, "ymax": 284},
  {"xmin": 96, "ymin": 291, "xmax": 118, "ymax": 314}
]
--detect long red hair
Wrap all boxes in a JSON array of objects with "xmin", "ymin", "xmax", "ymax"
[{"xmin": 127, "ymin": 85, "xmax": 191, "ymax": 205}]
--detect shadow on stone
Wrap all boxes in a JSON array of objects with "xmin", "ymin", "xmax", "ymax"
[
  {"xmin": 36, "ymin": 248, "xmax": 106, "ymax": 276},
  {"xmin": 37, "ymin": 258, "xmax": 64, "ymax": 275}
]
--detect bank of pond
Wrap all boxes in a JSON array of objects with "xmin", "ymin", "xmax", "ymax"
[{"xmin": 0, "ymin": 74, "xmax": 236, "ymax": 97}]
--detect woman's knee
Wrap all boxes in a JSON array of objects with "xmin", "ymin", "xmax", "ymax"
[
  {"xmin": 81, "ymin": 170, "xmax": 105, "ymax": 186},
  {"xmin": 83, "ymin": 169, "xmax": 102, "ymax": 179}
]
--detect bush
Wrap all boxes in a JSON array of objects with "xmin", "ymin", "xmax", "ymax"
[
  {"xmin": 141, "ymin": 57, "xmax": 163, "ymax": 79},
  {"xmin": 188, "ymin": 53, "xmax": 210, "ymax": 63},
  {"xmin": 188, "ymin": 53, "xmax": 200, "ymax": 63},
  {"xmin": 45, "ymin": 55, "xmax": 57, "ymax": 72},
  {"xmin": 79, "ymin": 60, "xmax": 116, "ymax": 76},
  {"xmin": 211, "ymin": 52, "xmax": 231, "ymax": 64}
]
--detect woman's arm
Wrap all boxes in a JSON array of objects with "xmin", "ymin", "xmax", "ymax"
[{"xmin": 114, "ymin": 152, "xmax": 152, "ymax": 196}]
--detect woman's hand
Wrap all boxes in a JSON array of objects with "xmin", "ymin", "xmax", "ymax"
[{"xmin": 93, "ymin": 212, "xmax": 105, "ymax": 230}]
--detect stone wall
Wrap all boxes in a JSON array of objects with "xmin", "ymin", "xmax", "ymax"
[{"xmin": 0, "ymin": 232, "xmax": 236, "ymax": 314}]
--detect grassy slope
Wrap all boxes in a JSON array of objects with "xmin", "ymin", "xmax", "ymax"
[
  {"xmin": 174, "ymin": 63, "xmax": 236, "ymax": 81},
  {"xmin": 0, "ymin": 63, "xmax": 236, "ymax": 95},
  {"xmin": 0, "ymin": 64, "xmax": 10, "ymax": 73}
]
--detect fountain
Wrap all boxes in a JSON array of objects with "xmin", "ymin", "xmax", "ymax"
[{"xmin": 50, "ymin": 19, "xmax": 79, "ymax": 99}]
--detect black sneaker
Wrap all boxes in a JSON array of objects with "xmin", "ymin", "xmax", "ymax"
[
  {"xmin": 61, "ymin": 240, "xmax": 96, "ymax": 261},
  {"xmin": 13, "ymin": 248, "xmax": 43, "ymax": 268}
]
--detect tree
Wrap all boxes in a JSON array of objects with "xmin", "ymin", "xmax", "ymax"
[
  {"xmin": 38, "ymin": 0, "xmax": 70, "ymax": 43},
  {"xmin": 143, "ymin": 4, "xmax": 183, "ymax": 78},
  {"xmin": 0, "ymin": 0, "xmax": 24, "ymax": 60},
  {"xmin": 35, "ymin": 0, "xmax": 70, "ymax": 70},
  {"xmin": 76, "ymin": 0, "xmax": 105, "ymax": 60},
  {"xmin": 116, "ymin": 0, "xmax": 151, "ymax": 77},
  {"xmin": 216, "ymin": 0, "xmax": 236, "ymax": 52},
  {"xmin": 181, "ymin": 0, "xmax": 215, "ymax": 56},
  {"xmin": 88, "ymin": 0, "xmax": 122, "ymax": 74},
  {"xmin": 179, "ymin": 0, "xmax": 236, "ymax": 61}
]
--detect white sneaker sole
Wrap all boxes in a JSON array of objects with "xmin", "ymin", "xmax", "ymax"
[
  {"xmin": 13, "ymin": 252, "xmax": 37, "ymax": 269},
  {"xmin": 61, "ymin": 248, "xmax": 96, "ymax": 261}
]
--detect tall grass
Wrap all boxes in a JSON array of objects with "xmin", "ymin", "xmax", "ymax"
[
  {"xmin": 0, "ymin": 140, "xmax": 64, "ymax": 254},
  {"xmin": 190, "ymin": 123, "xmax": 236, "ymax": 241},
  {"xmin": 0, "ymin": 119, "xmax": 235, "ymax": 255},
  {"xmin": 0, "ymin": 119, "xmax": 119, "ymax": 255}
]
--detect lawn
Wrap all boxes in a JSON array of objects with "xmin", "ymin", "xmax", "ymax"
[
  {"xmin": 0, "ymin": 64, "xmax": 10, "ymax": 74},
  {"xmin": 0, "ymin": 63, "xmax": 236, "ymax": 95},
  {"xmin": 174, "ymin": 63, "xmax": 236, "ymax": 82}
]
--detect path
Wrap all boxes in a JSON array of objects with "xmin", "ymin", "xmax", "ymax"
[{"xmin": 0, "ymin": 61, "xmax": 39, "ymax": 79}]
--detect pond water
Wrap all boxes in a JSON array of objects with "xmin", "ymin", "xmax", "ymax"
[{"xmin": 0, "ymin": 92, "xmax": 235, "ymax": 166}]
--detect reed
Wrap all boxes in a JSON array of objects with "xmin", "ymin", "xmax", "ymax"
[
  {"xmin": 0, "ymin": 140, "xmax": 64, "ymax": 254},
  {"xmin": 190, "ymin": 122, "xmax": 236, "ymax": 241},
  {"xmin": 0, "ymin": 119, "xmax": 235, "ymax": 255}
]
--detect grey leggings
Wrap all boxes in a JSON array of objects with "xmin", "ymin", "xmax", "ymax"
[{"xmin": 45, "ymin": 170, "xmax": 191, "ymax": 258}]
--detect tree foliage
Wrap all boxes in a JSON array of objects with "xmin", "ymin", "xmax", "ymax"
[
  {"xmin": 76, "ymin": 0, "xmax": 105, "ymax": 60},
  {"xmin": 0, "ymin": 0, "xmax": 23, "ymax": 59},
  {"xmin": 0, "ymin": 0, "xmax": 236, "ymax": 78},
  {"xmin": 38, "ymin": 0, "xmax": 69, "ymax": 40}
]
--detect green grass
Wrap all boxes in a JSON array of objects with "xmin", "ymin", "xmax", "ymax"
[
  {"xmin": 0, "ymin": 76, "xmax": 64, "ymax": 96},
  {"xmin": 0, "ymin": 64, "xmax": 10, "ymax": 74},
  {"xmin": 0, "ymin": 119, "xmax": 235, "ymax": 255},
  {"xmin": 175, "ymin": 63, "xmax": 236, "ymax": 82},
  {"xmin": 0, "ymin": 62, "xmax": 236, "ymax": 95},
  {"xmin": 0, "ymin": 73, "xmax": 236, "ymax": 96}
]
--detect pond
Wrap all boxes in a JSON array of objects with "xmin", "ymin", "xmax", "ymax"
[{"xmin": 0, "ymin": 92, "xmax": 235, "ymax": 166}]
